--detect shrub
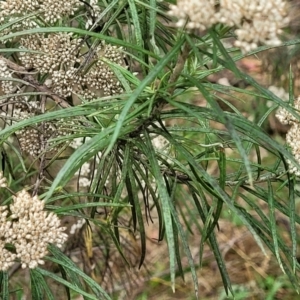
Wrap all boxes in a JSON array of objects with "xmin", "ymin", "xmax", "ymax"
[{"xmin": 0, "ymin": 0, "xmax": 299, "ymax": 299}]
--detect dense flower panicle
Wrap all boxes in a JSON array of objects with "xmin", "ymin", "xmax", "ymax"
[
  {"xmin": 0, "ymin": 5, "xmax": 122, "ymax": 158},
  {"xmin": 77, "ymin": 43, "xmax": 125, "ymax": 97},
  {"xmin": 8, "ymin": 105, "xmax": 73, "ymax": 157},
  {"xmin": 0, "ymin": 0, "xmax": 83, "ymax": 24},
  {"xmin": 0, "ymin": 19, "xmax": 39, "ymax": 44},
  {"xmin": 168, "ymin": 0, "xmax": 289, "ymax": 53},
  {"xmin": 51, "ymin": 68, "xmax": 83, "ymax": 97},
  {"xmin": 0, "ymin": 241, "xmax": 17, "ymax": 271},
  {"xmin": 0, "ymin": 0, "xmax": 39, "ymax": 20},
  {"xmin": 103, "ymin": 44, "xmax": 125, "ymax": 65},
  {"xmin": 0, "ymin": 3, "xmax": 124, "ymax": 100},
  {"xmin": 268, "ymin": 86, "xmax": 289, "ymax": 102},
  {"xmin": 40, "ymin": 0, "xmax": 82, "ymax": 23},
  {"xmin": 0, "ymin": 171, "xmax": 7, "ymax": 188},
  {"xmin": 276, "ymin": 96, "xmax": 300, "ymax": 175},
  {"xmin": 85, "ymin": 0, "xmax": 102, "ymax": 29},
  {"xmin": 75, "ymin": 43, "xmax": 125, "ymax": 98},
  {"xmin": 0, "ymin": 59, "xmax": 14, "ymax": 95},
  {"xmin": 232, "ymin": 0, "xmax": 287, "ymax": 52},
  {"xmin": 168, "ymin": 0, "xmax": 217, "ymax": 30},
  {"xmin": 75, "ymin": 162, "xmax": 92, "ymax": 187},
  {"xmin": 81, "ymin": 43, "xmax": 124, "ymax": 97},
  {"xmin": 11, "ymin": 108, "xmax": 38, "ymax": 156},
  {"xmin": 18, "ymin": 35, "xmax": 124, "ymax": 98},
  {"xmin": 0, "ymin": 59, "xmax": 32, "ymax": 105},
  {"xmin": 0, "ymin": 189, "xmax": 68, "ymax": 270},
  {"xmin": 19, "ymin": 33, "xmax": 82, "ymax": 73},
  {"xmin": 285, "ymin": 122, "xmax": 300, "ymax": 176},
  {"xmin": 1, "ymin": 98, "xmax": 74, "ymax": 157},
  {"xmin": 276, "ymin": 96, "xmax": 300, "ymax": 125},
  {"xmin": 83, "ymin": 61, "xmax": 123, "ymax": 97},
  {"xmin": 10, "ymin": 189, "xmax": 44, "ymax": 218},
  {"xmin": 0, "ymin": 206, "xmax": 10, "ymax": 239}
]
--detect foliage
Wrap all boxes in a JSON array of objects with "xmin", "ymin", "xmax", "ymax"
[{"xmin": 0, "ymin": 0, "xmax": 300, "ymax": 299}]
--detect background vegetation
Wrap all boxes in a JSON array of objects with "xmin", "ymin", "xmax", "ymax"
[{"xmin": 0, "ymin": 0, "xmax": 300, "ymax": 299}]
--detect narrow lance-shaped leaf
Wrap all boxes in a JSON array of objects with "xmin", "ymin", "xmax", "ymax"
[
  {"xmin": 30, "ymin": 269, "xmax": 46, "ymax": 300},
  {"xmin": 289, "ymin": 176, "xmax": 297, "ymax": 273},
  {"xmin": 105, "ymin": 35, "xmax": 185, "ymax": 155},
  {"xmin": 47, "ymin": 245, "xmax": 111, "ymax": 299},
  {"xmin": 127, "ymin": 155, "xmax": 147, "ymax": 268},
  {"xmin": 268, "ymin": 180, "xmax": 285, "ymax": 273},
  {"xmin": 141, "ymin": 130, "xmax": 176, "ymax": 292},
  {"xmin": 0, "ymin": 271, "xmax": 9, "ymax": 300}
]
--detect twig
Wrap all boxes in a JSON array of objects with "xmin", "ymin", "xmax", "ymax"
[
  {"xmin": 162, "ymin": 168, "xmax": 287, "ymax": 186},
  {"xmin": 225, "ymin": 170, "xmax": 287, "ymax": 186},
  {"xmin": 0, "ymin": 55, "xmax": 70, "ymax": 108},
  {"xmin": 127, "ymin": 43, "xmax": 191, "ymax": 138},
  {"xmin": 32, "ymin": 95, "xmax": 47, "ymax": 197},
  {"xmin": 167, "ymin": 41, "xmax": 190, "ymax": 95}
]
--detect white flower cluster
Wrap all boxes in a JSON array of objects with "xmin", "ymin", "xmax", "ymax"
[
  {"xmin": 19, "ymin": 34, "xmax": 124, "ymax": 98},
  {"xmin": 0, "ymin": 0, "xmax": 83, "ymax": 24},
  {"xmin": 0, "ymin": 59, "xmax": 34, "ymax": 104},
  {"xmin": 69, "ymin": 218, "xmax": 86, "ymax": 235},
  {"xmin": 168, "ymin": 0, "xmax": 289, "ymax": 53},
  {"xmin": 0, "ymin": 172, "xmax": 7, "ymax": 188},
  {"xmin": 19, "ymin": 33, "xmax": 82, "ymax": 74},
  {"xmin": 276, "ymin": 96, "xmax": 300, "ymax": 175},
  {"xmin": 75, "ymin": 161, "xmax": 92, "ymax": 188},
  {"xmin": 266, "ymin": 85, "xmax": 289, "ymax": 108},
  {"xmin": 0, "ymin": 185, "xmax": 68, "ymax": 270},
  {"xmin": 276, "ymin": 96, "xmax": 300, "ymax": 125},
  {"xmin": 0, "ymin": 59, "xmax": 14, "ymax": 95},
  {"xmin": 81, "ymin": 43, "xmax": 125, "ymax": 97},
  {"xmin": 150, "ymin": 122, "xmax": 171, "ymax": 155},
  {"xmin": 8, "ymin": 105, "xmax": 74, "ymax": 157},
  {"xmin": 151, "ymin": 134, "xmax": 170, "ymax": 153},
  {"xmin": 85, "ymin": 0, "xmax": 102, "ymax": 29},
  {"xmin": 268, "ymin": 86, "xmax": 289, "ymax": 102},
  {"xmin": 169, "ymin": 0, "xmax": 218, "ymax": 30},
  {"xmin": 150, "ymin": 132, "xmax": 173, "ymax": 169},
  {"xmin": 0, "ymin": 57, "xmax": 75, "ymax": 157},
  {"xmin": 0, "ymin": 1, "xmax": 123, "ymax": 102}
]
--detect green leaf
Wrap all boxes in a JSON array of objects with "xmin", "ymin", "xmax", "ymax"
[
  {"xmin": 128, "ymin": 0, "xmax": 143, "ymax": 50},
  {"xmin": 53, "ymin": 202, "xmax": 130, "ymax": 213},
  {"xmin": 289, "ymin": 176, "xmax": 297, "ymax": 273},
  {"xmin": 30, "ymin": 269, "xmax": 53, "ymax": 300},
  {"xmin": 105, "ymin": 35, "xmax": 185, "ymax": 155},
  {"xmin": 45, "ymin": 124, "xmax": 134, "ymax": 200},
  {"xmin": 142, "ymin": 130, "xmax": 176, "ymax": 292},
  {"xmin": 0, "ymin": 12, "xmax": 38, "ymax": 33},
  {"xmin": 149, "ymin": 0, "xmax": 160, "ymax": 55},
  {"xmin": 58, "ymin": 264, "xmax": 71, "ymax": 300},
  {"xmin": 168, "ymin": 199, "xmax": 199, "ymax": 297},
  {"xmin": 0, "ymin": 106, "xmax": 95, "ymax": 143},
  {"xmin": 36, "ymin": 268, "xmax": 99, "ymax": 300},
  {"xmin": 0, "ymin": 271, "xmax": 9, "ymax": 300},
  {"xmin": 0, "ymin": 27, "xmax": 158, "ymax": 59},
  {"xmin": 47, "ymin": 245, "xmax": 111, "ymax": 299},
  {"xmin": 184, "ymin": 72, "xmax": 254, "ymax": 186},
  {"xmin": 127, "ymin": 155, "xmax": 146, "ymax": 268},
  {"xmin": 267, "ymin": 181, "xmax": 285, "ymax": 273}
]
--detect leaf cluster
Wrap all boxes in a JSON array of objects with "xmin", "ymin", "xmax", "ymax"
[{"xmin": 1, "ymin": 1, "xmax": 300, "ymax": 299}]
